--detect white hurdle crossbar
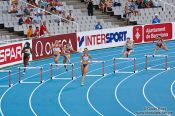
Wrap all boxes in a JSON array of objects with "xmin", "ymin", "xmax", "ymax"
[
  {"xmin": 145, "ymin": 54, "xmax": 169, "ymax": 70},
  {"xmin": 0, "ymin": 70, "xmax": 12, "ymax": 87},
  {"xmin": 50, "ymin": 63, "xmax": 74, "ymax": 80},
  {"xmin": 113, "ymin": 58, "xmax": 137, "ymax": 74},
  {"xmin": 18, "ymin": 67, "xmax": 43, "ymax": 83},
  {"xmin": 86, "ymin": 61, "xmax": 105, "ymax": 77}
]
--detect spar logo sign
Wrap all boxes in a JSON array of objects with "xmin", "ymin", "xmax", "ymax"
[
  {"xmin": 32, "ymin": 33, "xmax": 77, "ymax": 60},
  {"xmin": 0, "ymin": 43, "xmax": 22, "ymax": 65},
  {"xmin": 77, "ymin": 31, "xmax": 128, "ymax": 47}
]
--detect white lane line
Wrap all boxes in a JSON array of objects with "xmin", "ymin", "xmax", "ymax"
[
  {"xmin": 29, "ymin": 42, "xmax": 174, "ymax": 114},
  {"xmin": 86, "ymin": 52, "xmax": 149, "ymax": 116},
  {"xmin": 59, "ymin": 50, "xmax": 175, "ymax": 115},
  {"xmin": 0, "ymin": 65, "xmax": 60, "ymax": 116},
  {"xmin": 143, "ymin": 67, "xmax": 175, "ymax": 116},
  {"xmin": 115, "ymin": 59, "xmax": 175, "ymax": 116},
  {"xmin": 28, "ymin": 42, "xmax": 164, "ymax": 115},
  {"xmin": 87, "ymin": 73, "xmax": 111, "ymax": 116},
  {"xmin": 0, "ymin": 44, "xmax": 129, "ymax": 115},
  {"xmin": 29, "ymin": 47, "xmax": 134, "ymax": 116},
  {"xmin": 0, "ymin": 42, "xmax": 174, "ymax": 116},
  {"xmin": 171, "ymin": 81, "xmax": 175, "ymax": 99}
]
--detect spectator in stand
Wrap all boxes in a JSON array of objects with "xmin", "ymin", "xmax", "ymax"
[
  {"xmin": 24, "ymin": 16, "xmax": 32, "ymax": 24},
  {"xmin": 135, "ymin": 0, "xmax": 143, "ymax": 9},
  {"xmin": 18, "ymin": 16, "xmax": 24, "ymax": 25},
  {"xmin": 67, "ymin": 10, "xmax": 75, "ymax": 21},
  {"xmin": 9, "ymin": 3, "xmax": 18, "ymax": 13},
  {"xmin": 50, "ymin": 5, "xmax": 56, "ymax": 14},
  {"xmin": 113, "ymin": 0, "xmax": 121, "ymax": 7},
  {"xmin": 99, "ymin": 0, "xmax": 105, "ymax": 13},
  {"xmin": 105, "ymin": 0, "xmax": 112, "ymax": 12},
  {"xmin": 145, "ymin": 0, "xmax": 154, "ymax": 8},
  {"xmin": 23, "ymin": 7, "xmax": 30, "ymax": 16},
  {"xmin": 128, "ymin": 0, "xmax": 139, "ymax": 16},
  {"xmin": 95, "ymin": 22, "xmax": 102, "ymax": 30},
  {"xmin": 87, "ymin": 0, "xmax": 94, "ymax": 16},
  {"xmin": 55, "ymin": 1, "xmax": 63, "ymax": 14},
  {"xmin": 32, "ymin": 13, "xmax": 41, "ymax": 24},
  {"xmin": 45, "ymin": 4, "xmax": 52, "ymax": 15},
  {"xmin": 39, "ymin": 0, "xmax": 48, "ymax": 8},
  {"xmin": 99, "ymin": 0, "xmax": 106, "ymax": 12},
  {"xmin": 152, "ymin": 14, "xmax": 160, "ymax": 24},
  {"xmin": 33, "ymin": 27, "xmax": 40, "ymax": 37},
  {"xmin": 8, "ymin": 0, "xmax": 18, "ymax": 13},
  {"xmin": 26, "ymin": 25, "xmax": 33, "ymax": 39},
  {"xmin": 104, "ymin": 0, "xmax": 112, "ymax": 12},
  {"xmin": 16, "ymin": 6, "xmax": 24, "ymax": 17},
  {"xmin": 39, "ymin": 6, "xmax": 46, "ymax": 20},
  {"xmin": 124, "ymin": 1, "xmax": 131, "ymax": 17},
  {"xmin": 27, "ymin": 0, "xmax": 36, "ymax": 6},
  {"xmin": 62, "ymin": 10, "xmax": 74, "ymax": 22},
  {"xmin": 62, "ymin": 11, "xmax": 69, "ymax": 23},
  {"xmin": 40, "ymin": 21, "xmax": 50, "ymax": 36}
]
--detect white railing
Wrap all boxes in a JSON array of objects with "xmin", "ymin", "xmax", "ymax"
[
  {"xmin": 157, "ymin": 0, "xmax": 175, "ymax": 10},
  {"xmin": 0, "ymin": 38, "xmax": 28, "ymax": 45},
  {"xmin": 0, "ymin": 0, "xmax": 80, "ymax": 44}
]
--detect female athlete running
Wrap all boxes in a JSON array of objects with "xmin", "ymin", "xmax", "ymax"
[
  {"xmin": 22, "ymin": 42, "xmax": 32, "ymax": 74},
  {"xmin": 62, "ymin": 43, "xmax": 76, "ymax": 71},
  {"xmin": 122, "ymin": 37, "xmax": 134, "ymax": 57},
  {"xmin": 153, "ymin": 35, "xmax": 168, "ymax": 55},
  {"xmin": 79, "ymin": 48, "xmax": 92, "ymax": 86},
  {"xmin": 51, "ymin": 40, "xmax": 62, "ymax": 64}
]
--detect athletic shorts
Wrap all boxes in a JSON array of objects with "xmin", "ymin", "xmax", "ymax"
[
  {"xmin": 126, "ymin": 48, "xmax": 132, "ymax": 52},
  {"xmin": 82, "ymin": 64, "xmax": 88, "ymax": 68},
  {"xmin": 156, "ymin": 44, "xmax": 162, "ymax": 48}
]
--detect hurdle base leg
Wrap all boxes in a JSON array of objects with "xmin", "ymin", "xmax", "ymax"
[
  {"xmin": 9, "ymin": 84, "xmax": 13, "ymax": 87},
  {"xmin": 40, "ymin": 80, "xmax": 44, "ymax": 83}
]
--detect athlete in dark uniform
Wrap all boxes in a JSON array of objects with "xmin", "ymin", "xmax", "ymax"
[
  {"xmin": 22, "ymin": 42, "xmax": 32, "ymax": 74},
  {"xmin": 62, "ymin": 43, "xmax": 76, "ymax": 71},
  {"xmin": 122, "ymin": 37, "xmax": 134, "ymax": 57}
]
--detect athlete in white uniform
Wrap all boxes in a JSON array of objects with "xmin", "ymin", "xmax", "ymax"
[
  {"xmin": 51, "ymin": 40, "xmax": 62, "ymax": 64},
  {"xmin": 79, "ymin": 48, "xmax": 92, "ymax": 86},
  {"xmin": 122, "ymin": 37, "xmax": 134, "ymax": 57}
]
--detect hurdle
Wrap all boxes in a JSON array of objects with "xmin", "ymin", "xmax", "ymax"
[
  {"xmin": 113, "ymin": 58, "xmax": 138, "ymax": 74},
  {"xmin": 18, "ymin": 66, "xmax": 43, "ymax": 84},
  {"xmin": 50, "ymin": 63, "xmax": 74, "ymax": 80},
  {"xmin": 0, "ymin": 70, "xmax": 12, "ymax": 87},
  {"xmin": 86, "ymin": 61, "xmax": 106, "ymax": 77},
  {"xmin": 145, "ymin": 54, "xmax": 170, "ymax": 70}
]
